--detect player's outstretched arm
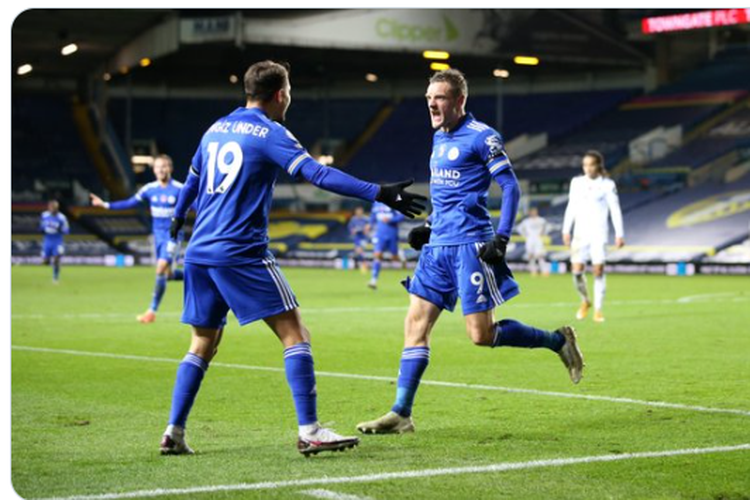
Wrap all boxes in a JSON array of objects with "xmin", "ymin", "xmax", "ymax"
[
  {"xmin": 298, "ymin": 162, "xmax": 427, "ymax": 218},
  {"xmin": 478, "ymin": 168, "xmax": 520, "ymax": 264},
  {"xmin": 90, "ymin": 192, "xmax": 141, "ymax": 210},
  {"xmin": 170, "ymin": 171, "xmax": 200, "ymax": 240}
]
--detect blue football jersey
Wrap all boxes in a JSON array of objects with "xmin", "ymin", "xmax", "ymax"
[
  {"xmin": 369, "ymin": 202, "xmax": 404, "ymax": 239},
  {"xmin": 348, "ymin": 215, "xmax": 369, "ymax": 237},
  {"xmin": 428, "ymin": 113, "xmax": 512, "ymax": 246},
  {"xmin": 185, "ymin": 107, "xmax": 315, "ymax": 266},
  {"xmin": 134, "ymin": 180, "xmax": 183, "ymax": 234},
  {"xmin": 40, "ymin": 211, "xmax": 69, "ymax": 244}
]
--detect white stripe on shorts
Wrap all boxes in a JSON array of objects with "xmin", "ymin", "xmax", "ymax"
[
  {"xmin": 475, "ymin": 243, "xmax": 504, "ymax": 306},
  {"xmin": 262, "ymin": 257, "xmax": 297, "ymax": 311}
]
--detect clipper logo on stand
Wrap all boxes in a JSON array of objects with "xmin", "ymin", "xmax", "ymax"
[{"xmin": 667, "ymin": 190, "xmax": 750, "ymax": 228}]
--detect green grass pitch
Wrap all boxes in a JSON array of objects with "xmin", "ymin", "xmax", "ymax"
[{"xmin": 11, "ymin": 265, "xmax": 750, "ymax": 499}]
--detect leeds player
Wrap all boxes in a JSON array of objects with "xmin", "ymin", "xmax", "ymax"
[
  {"xmin": 162, "ymin": 60, "xmax": 426, "ymax": 456},
  {"xmin": 40, "ymin": 200, "xmax": 69, "ymax": 283},
  {"xmin": 90, "ymin": 155, "xmax": 184, "ymax": 323},
  {"xmin": 367, "ymin": 201, "xmax": 405, "ymax": 289},
  {"xmin": 562, "ymin": 151, "xmax": 624, "ymax": 323},
  {"xmin": 356, "ymin": 69, "xmax": 584, "ymax": 435},
  {"xmin": 348, "ymin": 206, "xmax": 369, "ymax": 271},
  {"xmin": 516, "ymin": 207, "xmax": 549, "ymax": 276}
]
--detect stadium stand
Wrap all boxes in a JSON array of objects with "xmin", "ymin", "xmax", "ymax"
[{"xmin": 12, "ymin": 95, "xmax": 103, "ymax": 201}]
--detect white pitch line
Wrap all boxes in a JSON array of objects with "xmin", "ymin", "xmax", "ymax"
[
  {"xmin": 300, "ymin": 489, "xmax": 375, "ymax": 500},
  {"xmin": 10, "ymin": 293, "xmax": 749, "ymax": 321},
  {"xmin": 32, "ymin": 443, "xmax": 750, "ymax": 500},
  {"xmin": 12, "ymin": 345, "xmax": 750, "ymax": 418}
]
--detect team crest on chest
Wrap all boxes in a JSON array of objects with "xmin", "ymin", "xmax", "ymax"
[{"xmin": 448, "ymin": 147, "xmax": 460, "ymax": 161}]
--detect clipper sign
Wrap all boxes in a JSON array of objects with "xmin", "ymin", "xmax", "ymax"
[{"xmin": 642, "ymin": 9, "xmax": 750, "ymax": 34}]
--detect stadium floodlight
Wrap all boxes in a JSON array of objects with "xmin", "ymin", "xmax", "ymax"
[
  {"xmin": 365, "ymin": 73, "xmax": 378, "ymax": 83},
  {"xmin": 514, "ymin": 56, "xmax": 539, "ymax": 66},
  {"xmin": 61, "ymin": 43, "xmax": 78, "ymax": 56},
  {"xmin": 17, "ymin": 64, "xmax": 33, "ymax": 76},
  {"xmin": 131, "ymin": 155, "xmax": 154, "ymax": 166},
  {"xmin": 430, "ymin": 62, "xmax": 450, "ymax": 71},
  {"xmin": 493, "ymin": 69, "xmax": 510, "ymax": 78},
  {"xmin": 103, "ymin": 73, "xmax": 112, "ymax": 81},
  {"xmin": 422, "ymin": 50, "xmax": 450, "ymax": 60},
  {"xmin": 229, "ymin": 74, "xmax": 239, "ymax": 84},
  {"xmin": 139, "ymin": 58, "xmax": 151, "ymax": 68}
]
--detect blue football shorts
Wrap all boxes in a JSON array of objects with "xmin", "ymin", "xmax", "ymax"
[
  {"xmin": 154, "ymin": 232, "xmax": 182, "ymax": 264},
  {"xmin": 42, "ymin": 240, "xmax": 64, "ymax": 258},
  {"xmin": 181, "ymin": 252, "xmax": 299, "ymax": 328},
  {"xmin": 373, "ymin": 232, "xmax": 398, "ymax": 255},
  {"xmin": 405, "ymin": 242, "xmax": 520, "ymax": 315}
]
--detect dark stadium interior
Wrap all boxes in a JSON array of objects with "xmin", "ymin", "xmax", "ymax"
[{"xmin": 11, "ymin": 8, "xmax": 750, "ymax": 270}]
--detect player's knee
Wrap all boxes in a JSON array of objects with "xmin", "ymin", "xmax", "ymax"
[{"xmin": 466, "ymin": 324, "xmax": 494, "ymax": 346}]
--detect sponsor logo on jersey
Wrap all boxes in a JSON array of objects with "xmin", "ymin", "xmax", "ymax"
[
  {"xmin": 667, "ymin": 190, "xmax": 750, "ymax": 228},
  {"xmin": 438, "ymin": 144, "xmax": 446, "ymax": 157}
]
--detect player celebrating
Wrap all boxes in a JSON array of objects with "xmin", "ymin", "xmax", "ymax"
[
  {"xmin": 161, "ymin": 60, "xmax": 425, "ymax": 456},
  {"xmin": 40, "ymin": 200, "xmax": 69, "ymax": 284},
  {"xmin": 367, "ymin": 201, "xmax": 404, "ymax": 289},
  {"xmin": 562, "ymin": 150, "xmax": 624, "ymax": 323},
  {"xmin": 516, "ymin": 207, "xmax": 549, "ymax": 276},
  {"xmin": 348, "ymin": 206, "xmax": 369, "ymax": 271},
  {"xmin": 90, "ymin": 155, "xmax": 184, "ymax": 323},
  {"xmin": 356, "ymin": 69, "xmax": 584, "ymax": 435}
]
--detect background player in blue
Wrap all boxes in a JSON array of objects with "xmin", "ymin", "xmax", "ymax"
[
  {"xmin": 348, "ymin": 206, "xmax": 369, "ymax": 271},
  {"xmin": 162, "ymin": 60, "xmax": 426, "ymax": 456},
  {"xmin": 357, "ymin": 69, "xmax": 585, "ymax": 435},
  {"xmin": 367, "ymin": 201, "xmax": 405, "ymax": 289},
  {"xmin": 90, "ymin": 154, "xmax": 184, "ymax": 323},
  {"xmin": 40, "ymin": 200, "xmax": 69, "ymax": 284}
]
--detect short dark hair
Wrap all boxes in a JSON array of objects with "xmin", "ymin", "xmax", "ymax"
[
  {"xmin": 584, "ymin": 150, "xmax": 608, "ymax": 177},
  {"xmin": 429, "ymin": 68, "xmax": 468, "ymax": 99},
  {"xmin": 244, "ymin": 60, "xmax": 290, "ymax": 102}
]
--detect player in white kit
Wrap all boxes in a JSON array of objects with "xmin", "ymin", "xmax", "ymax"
[
  {"xmin": 562, "ymin": 151, "xmax": 624, "ymax": 323},
  {"xmin": 516, "ymin": 207, "xmax": 549, "ymax": 276}
]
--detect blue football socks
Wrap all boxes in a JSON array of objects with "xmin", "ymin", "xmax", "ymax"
[
  {"xmin": 150, "ymin": 274, "xmax": 168, "ymax": 312},
  {"xmin": 168, "ymin": 353, "xmax": 209, "ymax": 428},
  {"xmin": 493, "ymin": 319, "xmax": 565, "ymax": 351},
  {"xmin": 284, "ymin": 342, "xmax": 318, "ymax": 426},
  {"xmin": 372, "ymin": 260, "xmax": 382, "ymax": 281},
  {"xmin": 391, "ymin": 346, "xmax": 430, "ymax": 417}
]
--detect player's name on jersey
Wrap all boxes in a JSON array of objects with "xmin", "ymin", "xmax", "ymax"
[{"xmin": 208, "ymin": 120, "xmax": 270, "ymax": 137}]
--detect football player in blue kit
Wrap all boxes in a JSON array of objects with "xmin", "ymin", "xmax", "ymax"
[
  {"xmin": 39, "ymin": 200, "xmax": 69, "ymax": 283},
  {"xmin": 348, "ymin": 206, "xmax": 370, "ymax": 271},
  {"xmin": 367, "ymin": 201, "xmax": 405, "ymax": 289},
  {"xmin": 161, "ymin": 61, "xmax": 426, "ymax": 456},
  {"xmin": 356, "ymin": 69, "xmax": 585, "ymax": 435},
  {"xmin": 90, "ymin": 155, "xmax": 184, "ymax": 323}
]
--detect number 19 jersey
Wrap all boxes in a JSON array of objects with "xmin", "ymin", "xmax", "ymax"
[{"xmin": 185, "ymin": 107, "xmax": 314, "ymax": 266}]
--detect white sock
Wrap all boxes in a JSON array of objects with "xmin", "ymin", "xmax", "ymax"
[
  {"xmin": 594, "ymin": 275, "xmax": 606, "ymax": 311},
  {"xmin": 573, "ymin": 273, "xmax": 589, "ymax": 303},
  {"xmin": 539, "ymin": 257, "xmax": 548, "ymax": 274},
  {"xmin": 529, "ymin": 258, "xmax": 538, "ymax": 274}
]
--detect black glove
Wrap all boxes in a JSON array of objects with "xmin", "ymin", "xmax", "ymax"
[
  {"xmin": 170, "ymin": 216, "xmax": 185, "ymax": 241},
  {"xmin": 478, "ymin": 235, "xmax": 509, "ymax": 265},
  {"xmin": 408, "ymin": 224, "xmax": 431, "ymax": 250},
  {"xmin": 376, "ymin": 179, "xmax": 427, "ymax": 219}
]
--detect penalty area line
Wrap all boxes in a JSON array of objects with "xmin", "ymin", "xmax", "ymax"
[
  {"xmin": 32, "ymin": 443, "xmax": 750, "ymax": 500},
  {"xmin": 11, "ymin": 345, "xmax": 750, "ymax": 418}
]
